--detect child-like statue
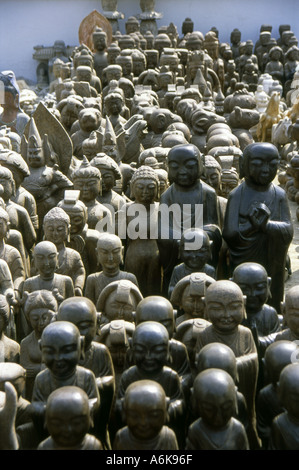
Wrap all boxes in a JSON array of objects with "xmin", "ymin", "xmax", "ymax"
[
  {"xmin": 269, "ymin": 363, "xmax": 299, "ymax": 449},
  {"xmin": 186, "ymin": 368, "xmax": 249, "ymax": 450},
  {"xmin": 43, "ymin": 207, "xmax": 86, "ymax": 296},
  {"xmin": 231, "ymin": 262, "xmax": 281, "ymax": 355},
  {"xmin": 168, "ymin": 228, "xmax": 215, "ymax": 298},
  {"xmin": 157, "ymin": 143, "xmax": 222, "ymax": 294},
  {"xmin": 20, "ymin": 290, "xmax": 58, "ymax": 400},
  {"xmin": 132, "ymin": 295, "xmax": 193, "ymax": 400},
  {"xmin": 30, "ymin": 321, "xmax": 100, "ymax": 441},
  {"xmin": 0, "ymin": 294, "xmax": 20, "ymax": 362},
  {"xmin": 171, "ymin": 272, "xmax": 215, "ymax": 326},
  {"xmin": 72, "ymin": 157, "xmax": 112, "ymax": 231},
  {"xmin": 257, "ymin": 340, "xmax": 299, "ymax": 449},
  {"xmin": 113, "ymin": 380, "xmax": 179, "ymax": 450},
  {"xmin": 96, "ymin": 279, "xmax": 143, "ymax": 326},
  {"xmin": 21, "ymin": 241, "xmax": 75, "ymax": 305},
  {"xmin": 194, "ymin": 280, "xmax": 260, "ymax": 448},
  {"xmin": 37, "ymin": 386, "xmax": 103, "ymax": 450},
  {"xmin": 57, "ymin": 296, "xmax": 115, "ymax": 449},
  {"xmin": 275, "ymin": 286, "xmax": 299, "ymax": 341},
  {"xmin": 84, "ymin": 233, "xmax": 139, "ymax": 308},
  {"xmin": 194, "ymin": 343, "xmax": 249, "ymax": 434},
  {"xmin": 116, "ymin": 321, "xmax": 185, "ymax": 447}
]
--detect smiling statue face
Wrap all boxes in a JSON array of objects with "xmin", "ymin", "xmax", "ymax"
[
  {"xmin": 34, "ymin": 242, "xmax": 58, "ymax": 280},
  {"xmin": 96, "ymin": 235, "xmax": 123, "ymax": 274},
  {"xmin": 44, "ymin": 220, "xmax": 69, "ymax": 247},
  {"xmin": 133, "ymin": 323, "xmax": 169, "ymax": 374},
  {"xmin": 46, "ymin": 387, "xmax": 90, "ymax": 448},
  {"xmin": 124, "ymin": 382, "xmax": 166, "ymax": 441},
  {"xmin": 205, "ymin": 281, "xmax": 245, "ymax": 333},
  {"xmin": 41, "ymin": 323, "xmax": 81, "ymax": 378}
]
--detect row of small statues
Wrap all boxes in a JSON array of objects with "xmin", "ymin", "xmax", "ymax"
[{"xmin": 0, "ymin": 13, "xmax": 298, "ymax": 450}]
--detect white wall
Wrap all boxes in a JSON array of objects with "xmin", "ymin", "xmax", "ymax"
[{"xmin": 0, "ymin": 0, "xmax": 298, "ymax": 83}]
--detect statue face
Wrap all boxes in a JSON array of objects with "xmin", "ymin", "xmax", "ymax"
[
  {"xmin": 44, "ymin": 220, "xmax": 69, "ymax": 247},
  {"xmin": 133, "ymin": 326, "xmax": 168, "ymax": 374},
  {"xmin": 158, "ymin": 176, "xmax": 168, "ymax": 195},
  {"xmin": 0, "ymin": 313, "xmax": 6, "ymax": 336},
  {"xmin": 203, "ymin": 167, "xmax": 221, "ymax": 191},
  {"xmin": 106, "ymin": 97, "xmax": 123, "ymax": 115},
  {"xmin": 180, "ymin": 234, "xmax": 211, "ymax": 270},
  {"xmin": 0, "ymin": 176, "xmax": 13, "ymax": 201},
  {"xmin": 76, "ymin": 69, "xmax": 92, "ymax": 83},
  {"xmin": 247, "ymin": 149, "xmax": 279, "ymax": 186},
  {"xmin": 107, "ymin": 67, "xmax": 122, "ymax": 81},
  {"xmin": 99, "ymin": 168, "xmax": 115, "ymax": 192},
  {"xmin": 132, "ymin": 177, "xmax": 157, "ymax": 204},
  {"xmin": 168, "ymin": 148, "xmax": 199, "ymax": 187},
  {"xmin": 181, "ymin": 285, "xmax": 205, "ymax": 317},
  {"xmin": 126, "ymin": 23, "xmax": 139, "ymax": 34},
  {"xmin": 220, "ymin": 174, "xmax": 238, "ymax": 198},
  {"xmin": 67, "ymin": 210, "xmax": 86, "ymax": 235},
  {"xmin": 0, "ymin": 218, "xmax": 8, "ymax": 240},
  {"xmin": 93, "ymin": 34, "xmax": 107, "ymax": 51},
  {"xmin": 206, "ymin": 286, "xmax": 245, "ymax": 333},
  {"xmin": 41, "ymin": 327, "xmax": 80, "ymax": 377},
  {"xmin": 125, "ymin": 391, "xmax": 166, "ymax": 441},
  {"xmin": 97, "ymin": 237, "xmax": 123, "ymax": 273},
  {"xmin": 27, "ymin": 146, "xmax": 45, "ymax": 168},
  {"xmin": 60, "ymin": 106, "xmax": 79, "ymax": 130},
  {"xmin": 29, "ymin": 308, "xmax": 55, "ymax": 336},
  {"xmin": 34, "ymin": 244, "xmax": 58, "ymax": 280},
  {"xmin": 133, "ymin": 60, "xmax": 146, "ymax": 76},
  {"xmin": 198, "ymin": 382, "xmax": 236, "ymax": 428},
  {"xmin": 285, "ymin": 292, "xmax": 299, "ymax": 336},
  {"xmin": 231, "ymin": 31, "xmax": 241, "ymax": 45},
  {"xmin": 159, "ymin": 73, "xmax": 173, "ymax": 88},
  {"xmin": 73, "ymin": 177, "xmax": 101, "ymax": 203},
  {"xmin": 233, "ymin": 266, "xmax": 269, "ymax": 314},
  {"xmin": 104, "ymin": 289, "xmax": 136, "ymax": 322},
  {"xmin": 46, "ymin": 395, "xmax": 90, "ymax": 447}
]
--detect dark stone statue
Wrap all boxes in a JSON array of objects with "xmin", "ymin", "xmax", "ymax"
[
  {"xmin": 37, "ymin": 386, "xmax": 103, "ymax": 450},
  {"xmin": 57, "ymin": 297, "xmax": 115, "ymax": 449},
  {"xmin": 257, "ymin": 340, "xmax": 299, "ymax": 449},
  {"xmin": 222, "ymin": 142, "xmax": 293, "ymax": 313},
  {"xmin": 158, "ymin": 143, "xmax": 222, "ymax": 294},
  {"xmin": 186, "ymin": 369, "xmax": 249, "ymax": 450},
  {"xmin": 269, "ymin": 363, "xmax": 299, "ymax": 449},
  {"xmin": 113, "ymin": 380, "xmax": 178, "ymax": 450}
]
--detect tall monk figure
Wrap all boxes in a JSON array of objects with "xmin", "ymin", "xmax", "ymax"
[{"xmin": 222, "ymin": 143, "xmax": 293, "ymax": 312}]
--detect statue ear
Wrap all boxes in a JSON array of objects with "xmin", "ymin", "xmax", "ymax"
[
  {"xmin": 120, "ymin": 397, "xmax": 126, "ymax": 423},
  {"xmin": 267, "ymin": 277, "xmax": 272, "ymax": 299},
  {"xmin": 11, "ymin": 179, "xmax": 16, "ymax": 197},
  {"xmin": 165, "ymin": 396, "xmax": 171, "ymax": 423},
  {"xmin": 80, "ymin": 335, "xmax": 85, "ymax": 360},
  {"xmin": 38, "ymin": 339, "xmax": 42, "ymax": 351},
  {"xmin": 280, "ymin": 301, "xmax": 285, "ymax": 317},
  {"xmin": 67, "ymin": 224, "xmax": 71, "ymax": 243},
  {"xmin": 234, "ymin": 385, "xmax": 238, "ymax": 416}
]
